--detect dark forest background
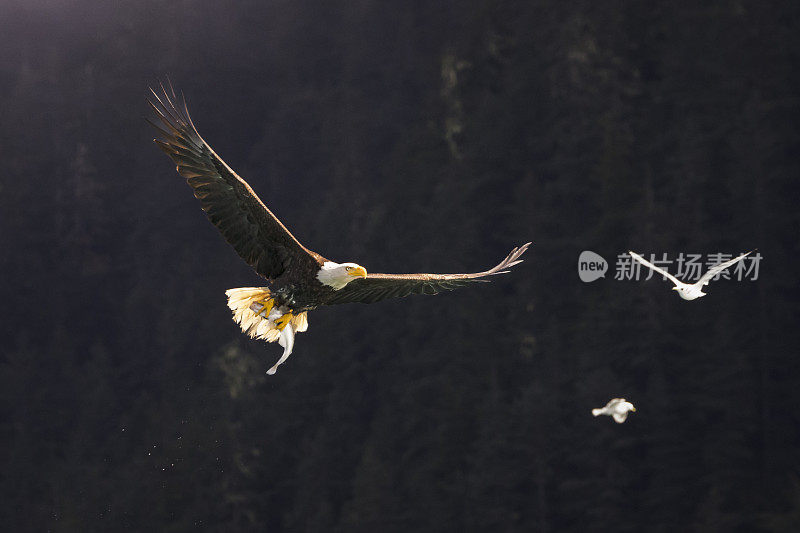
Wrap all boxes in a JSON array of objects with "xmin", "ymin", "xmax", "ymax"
[{"xmin": 1, "ymin": 0, "xmax": 799, "ymax": 531}]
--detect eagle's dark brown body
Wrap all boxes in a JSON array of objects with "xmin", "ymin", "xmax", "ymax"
[{"xmin": 269, "ymin": 280, "xmax": 335, "ymax": 313}]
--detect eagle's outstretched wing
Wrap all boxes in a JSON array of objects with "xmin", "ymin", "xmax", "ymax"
[
  {"xmin": 148, "ymin": 82, "xmax": 325, "ymax": 280},
  {"xmin": 324, "ymin": 243, "xmax": 531, "ymax": 305}
]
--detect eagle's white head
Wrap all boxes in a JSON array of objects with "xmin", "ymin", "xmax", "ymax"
[{"xmin": 317, "ymin": 261, "xmax": 368, "ymax": 290}]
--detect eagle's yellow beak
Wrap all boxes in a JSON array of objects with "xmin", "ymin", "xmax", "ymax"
[
  {"xmin": 348, "ymin": 266, "xmax": 368, "ymax": 278},
  {"xmin": 630, "ymin": 406, "xmax": 636, "ymax": 412}
]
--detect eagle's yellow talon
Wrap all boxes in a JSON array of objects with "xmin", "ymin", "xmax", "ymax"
[
  {"xmin": 253, "ymin": 297, "xmax": 274, "ymax": 317},
  {"xmin": 274, "ymin": 313, "xmax": 294, "ymax": 331}
]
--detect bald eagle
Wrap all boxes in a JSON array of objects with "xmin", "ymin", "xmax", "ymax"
[{"xmin": 148, "ymin": 83, "xmax": 530, "ymax": 374}]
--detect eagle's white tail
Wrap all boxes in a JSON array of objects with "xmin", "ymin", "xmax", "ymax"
[
  {"xmin": 592, "ymin": 408, "xmax": 603, "ymax": 417},
  {"xmin": 225, "ymin": 287, "xmax": 309, "ymax": 375}
]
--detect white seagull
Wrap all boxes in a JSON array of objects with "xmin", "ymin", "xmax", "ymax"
[
  {"xmin": 592, "ymin": 398, "xmax": 636, "ymax": 423},
  {"xmin": 628, "ymin": 250, "xmax": 755, "ymax": 300}
]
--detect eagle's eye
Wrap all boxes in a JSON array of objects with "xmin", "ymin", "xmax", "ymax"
[{"xmin": 345, "ymin": 266, "xmax": 352, "ymax": 271}]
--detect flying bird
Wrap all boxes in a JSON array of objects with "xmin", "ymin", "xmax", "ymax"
[
  {"xmin": 628, "ymin": 250, "xmax": 755, "ymax": 301},
  {"xmin": 148, "ymin": 83, "xmax": 530, "ymax": 374},
  {"xmin": 592, "ymin": 398, "xmax": 636, "ymax": 423}
]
